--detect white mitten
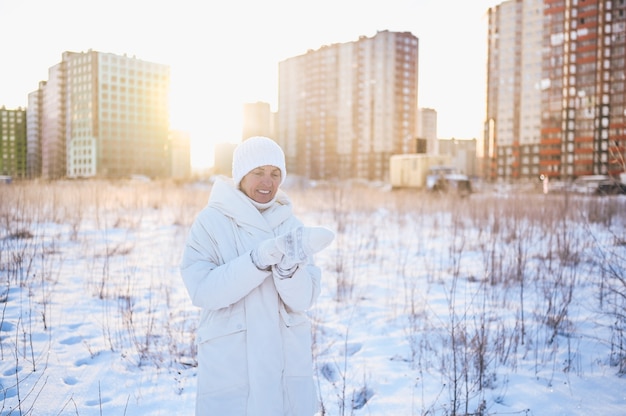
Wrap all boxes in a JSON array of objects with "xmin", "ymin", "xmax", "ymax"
[
  {"xmin": 274, "ymin": 260, "xmax": 299, "ymax": 278},
  {"xmin": 251, "ymin": 239, "xmax": 283, "ymax": 270},
  {"xmin": 275, "ymin": 226, "xmax": 335, "ymax": 265}
]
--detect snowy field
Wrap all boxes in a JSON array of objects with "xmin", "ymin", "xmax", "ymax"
[{"xmin": 1, "ymin": 179, "xmax": 625, "ymax": 415}]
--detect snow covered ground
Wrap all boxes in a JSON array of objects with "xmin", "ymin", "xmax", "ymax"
[{"xmin": 1, "ymin": 179, "xmax": 625, "ymax": 415}]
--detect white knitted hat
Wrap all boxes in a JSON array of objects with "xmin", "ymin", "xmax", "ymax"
[{"xmin": 232, "ymin": 136, "xmax": 286, "ymax": 187}]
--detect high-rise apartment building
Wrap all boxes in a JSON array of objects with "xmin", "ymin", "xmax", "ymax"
[
  {"xmin": 26, "ymin": 86, "xmax": 43, "ymax": 178},
  {"xmin": 0, "ymin": 107, "xmax": 27, "ymax": 178},
  {"xmin": 485, "ymin": 0, "xmax": 626, "ymax": 181},
  {"xmin": 278, "ymin": 30, "xmax": 419, "ymax": 181},
  {"xmin": 542, "ymin": 0, "xmax": 625, "ymax": 178},
  {"xmin": 417, "ymin": 107, "xmax": 438, "ymax": 154},
  {"xmin": 485, "ymin": 0, "xmax": 544, "ymax": 180},
  {"xmin": 39, "ymin": 60, "xmax": 68, "ymax": 179},
  {"xmin": 28, "ymin": 50, "xmax": 171, "ymax": 179}
]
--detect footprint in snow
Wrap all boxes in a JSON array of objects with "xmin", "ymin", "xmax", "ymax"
[
  {"xmin": 3, "ymin": 366, "xmax": 21, "ymax": 376},
  {"xmin": 63, "ymin": 376, "xmax": 79, "ymax": 385},
  {"xmin": 59, "ymin": 335, "xmax": 82, "ymax": 345},
  {"xmin": 0, "ymin": 320, "xmax": 15, "ymax": 332},
  {"xmin": 74, "ymin": 357, "xmax": 92, "ymax": 367},
  {"xmin": 352, "ymin": 386, "xmax": 375, "ymax": 410},
  {"xmin": 320, "ymin": 363, "xmax": 339, "ymax": 383},
  {"xmin": 345, "ymin": 342, "xmax": 362, "ymax": 356},
  {"xmin": 2, "ymin": 386, "xmax": 17, "ymax": 398},
  {"xmin": 86, "ymin": 396, "xmax": 112, "ymax": 406}
]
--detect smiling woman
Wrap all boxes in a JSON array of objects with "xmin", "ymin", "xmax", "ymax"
[{"xmin": 180, "ymin": 135, "xmax": 335, "ymax": 415}]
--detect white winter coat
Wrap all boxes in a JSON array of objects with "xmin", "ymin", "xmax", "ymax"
[{"xmin": 180, "ymin": 177, "xmax": 321, "ymax": 416}]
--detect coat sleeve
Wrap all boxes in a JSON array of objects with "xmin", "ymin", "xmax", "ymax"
[
  {"xmin": 180, "ymin": 212, "xmax": 269, "ymax": 310},
  {"xmin": 273, "ymin": 263, "xmax": 321, "ymax": 312}
]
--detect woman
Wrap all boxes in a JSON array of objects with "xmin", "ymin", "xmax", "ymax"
[{"xmin": 180, "ymin": 136, "xmax": 334, "ymax": 416}]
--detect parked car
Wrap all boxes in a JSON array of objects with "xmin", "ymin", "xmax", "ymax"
[
  {"xmin": 426, "ymin": 166, "xmax": 472, "ymax": 197},
  {"xmin": 597, "ymin": 178, "xmax": 626, "ymax": 195},
  {"xmin": 570, "ymin": 175, "xmax": 626, "ymax": 195}
]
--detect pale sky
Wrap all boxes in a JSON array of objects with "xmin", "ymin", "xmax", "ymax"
[{"xmin": 1, "ymin": 0, "xmax": 503, "ymax": 169}]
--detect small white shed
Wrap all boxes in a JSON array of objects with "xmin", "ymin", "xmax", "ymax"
[{"xmin": 389, "ymin": 154, "xmax": 451, "ymax": 189}]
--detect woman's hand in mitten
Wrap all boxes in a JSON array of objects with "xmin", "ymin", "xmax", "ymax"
[
  {"xmin": 275, "ymin": 226, "xmax": 335, "ymax": 264},
  {"xmin": 251, "ymin": 239, "xmax": 283, "ymax": 270}
]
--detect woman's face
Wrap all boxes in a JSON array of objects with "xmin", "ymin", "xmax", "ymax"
[{"xmin": 240, "ymin": 165, "xmax": 282, "ymax": 203}]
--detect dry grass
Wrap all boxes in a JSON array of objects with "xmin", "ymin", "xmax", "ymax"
[{"xmin": 1, "ymin": 179, "xmax": 625, "ymax": 415}]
